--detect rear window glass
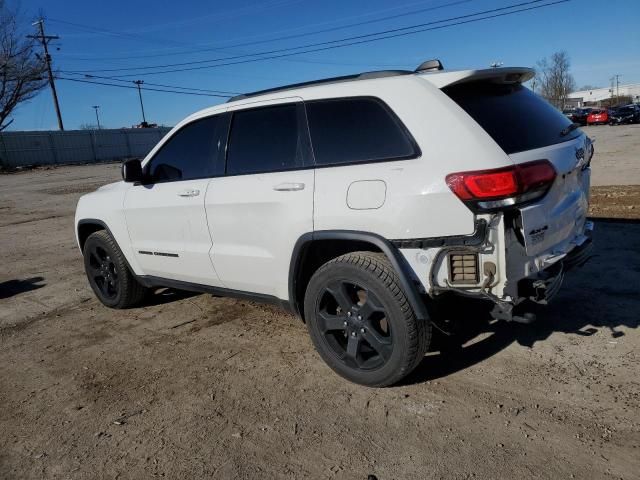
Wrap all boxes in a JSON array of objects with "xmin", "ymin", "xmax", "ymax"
[
  {"xmin": 227, "ymin": 104, "xmax": 302, "ymax": 175},
  {"xmin": 443, "ymin": 82, "xmax": 581, "ymax": 154},
  {"xmin": 305, "ymin": 97, "xmax": 418, "ymax": 166}
]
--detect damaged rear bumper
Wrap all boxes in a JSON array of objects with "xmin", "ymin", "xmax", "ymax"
[{"xmin": 492, "ymin": 221, "xmax": 593, "ymax": 322}]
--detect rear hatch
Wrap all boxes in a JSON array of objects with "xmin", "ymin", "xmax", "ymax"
[{"xmin": 440, "ymin": 75, "xmax": 591, "ymax": 260}]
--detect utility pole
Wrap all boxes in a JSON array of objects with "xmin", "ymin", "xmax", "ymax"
[
  {"xmin": 133, "ymin": 80, "xmax": 147, "ymax": 125},
  {"xmin": 28, "ymin": 20, "xmax": 64, "ymax": 131},
  {"xmin": 615, "ymin": 74, "xmax": 621, "ymax": 105},
  {"xmin": 92, "ymin": 105, "xmax": 101, "ymax": 129},
  {"xmin": 609, "ymin": 76, "xmax": 615, "ymax": 106}
]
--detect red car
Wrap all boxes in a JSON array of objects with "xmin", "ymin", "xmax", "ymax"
[{"xmin": 587, "ymin": 109, "xmax": 610, "ymax": 125}]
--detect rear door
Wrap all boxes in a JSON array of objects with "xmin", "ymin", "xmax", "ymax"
[
  {"xmin": 124, "ymin": 114, "xmax": 228, "ymax": 285},
  {"xmin": 205, "ymin": 99, "xmax": 314, "ymax": 299},
  {"xmin": 444, "ymin": 81, "xmax": 591, "ymax": 257}
]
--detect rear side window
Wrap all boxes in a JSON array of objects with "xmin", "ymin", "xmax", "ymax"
[
  {"xmin": 305, "ymin": 97, "xmax": 419, "ymax": 166},
  {"xmin": 147, "ymin": 115, "xmax": 222, "ymax": 182},
  {"xmin": 443, "ymin": 82, "xmax": 580, "ymax": 154},
  {"xmin": 227, "ymin": 103, "xmax": 302, "ymax": 175}
]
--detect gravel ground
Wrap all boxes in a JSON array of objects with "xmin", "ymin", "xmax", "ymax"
[{"xmin": 1, "ymin": 125, "xmax": 639, "ymax": 479}]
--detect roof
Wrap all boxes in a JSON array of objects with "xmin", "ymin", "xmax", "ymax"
[
  {"xmin": 224, "ymin": 60, "xmax": 535, "ymax": 105},
  {"xmin": 226, "ymin": 59, "xmax": 445, "ymax": 103}
]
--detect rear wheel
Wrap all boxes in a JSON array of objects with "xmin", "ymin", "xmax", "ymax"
[
  {"xmin": 83, "ymin": 230, "xmax": 147, "ymax": 308},
  {"xmin": 304, "ymin": 251, "xmax": 431, "ymax": 387}
]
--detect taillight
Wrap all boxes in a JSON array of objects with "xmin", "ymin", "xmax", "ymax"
[{"xmin": 446, "ymin": 160, "xmax": 556, "ymax": 211}]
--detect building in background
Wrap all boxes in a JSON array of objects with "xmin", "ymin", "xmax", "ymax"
[{"xmin": 567, "ymin": 83, "xmax": 640, "ymax": 108}]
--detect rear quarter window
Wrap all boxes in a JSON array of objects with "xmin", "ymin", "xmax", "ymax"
[
  {"xmin": 443, "ymin": 82, "xmax": 581, "ymax": 154},
  {"xmin": 305, "ymin": 97, "xmax": 419, "ymax": 166}
]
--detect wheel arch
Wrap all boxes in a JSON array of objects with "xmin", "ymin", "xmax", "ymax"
[
  {"xmin": 77, "ymin": 218, "xmax": 142, "ymax": 277},
  {"xmin": 288, "ymin": 230, "xmax": 429, "ymax": 323},
  {"xmin": 77, "ymin": 218, "xmax": 109, "ymax": 251}
]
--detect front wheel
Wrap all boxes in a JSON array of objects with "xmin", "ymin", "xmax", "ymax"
[
  {"xmin": 83, "ymin": 230, "xmax": 148, "ymax": 308},
  {"xmin": 304, "ymin": 252, "xmax": 431, "ymax": 387}
]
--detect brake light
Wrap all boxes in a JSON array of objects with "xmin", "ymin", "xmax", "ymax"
[{"xmin": 446, "ymin": 160, "xmax": 556, "ymax": 210}]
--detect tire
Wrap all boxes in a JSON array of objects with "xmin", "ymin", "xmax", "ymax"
[
  {"xmin": 83, "ymin": 230, "xmax": 148, "ymax": 308},
  {"xmin": 303, "ymin": 251, "xmax": 431, "ymax": 387}
]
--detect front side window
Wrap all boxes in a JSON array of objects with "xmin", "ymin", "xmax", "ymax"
[
  {"xmin": 226, "ymin": 103, "xmax": 302, "ymax": 175},
  {"xmin": 147, "ymin": 115, "xmax": 222, "ymax": 182},
  {"xmin": 305, "ymin": 97, "xmax": 419, "ymax": 166}
]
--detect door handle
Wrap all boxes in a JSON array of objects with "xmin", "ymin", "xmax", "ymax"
[
  {"xmin": 273, "ymin": 182, "xmax": 305, "ymax": 192},
  {"xmin": 177, "ymin": 189, "xmax": 200, "ymax": 197}
]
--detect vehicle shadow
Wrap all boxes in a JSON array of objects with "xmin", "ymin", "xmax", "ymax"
[
  {"xmin": 142, "ymin": 287, "xmax": 200, "ymax": 307},
  {"xmin": 403, "ymin": 217, "xmax": 640, "ymax": 384},
  {"xmin": 0, "ymin": 276, "xmax": 46, "ymax": 300}
]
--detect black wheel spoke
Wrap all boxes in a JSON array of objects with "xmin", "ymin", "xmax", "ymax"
[
  {"xmin": 326, "ymin": 280, "xmax": 354, "ymax": 313},
  {"xmin": 317, "ymin": 310, "xmax": 347, "ymax": 333},
  {"xmin": 362, "ymin": 326, "xmax": 393, "ymax": 361},
  {"xmin": 346, "ymin": 334, "xmax": 361, "ymax": 362},
  {"xmin": 358, "ymin": 291, "xmax": 384, "ymax": 321}
]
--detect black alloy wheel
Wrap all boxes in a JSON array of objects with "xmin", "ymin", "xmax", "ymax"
[
  {"xmin": 316, "ymin": 279, "xmax": 393, "ymax": 371},
  {"xmin": 83, "ymin": 230, "xmax": 147, "ymax": 308},
  {"xmin": 304, "ymin": 251, "xmax": 430, "ymax": 387},
  {"xmin": 86, "ymin": 244, "xmax": 119, "ymax": 300}
]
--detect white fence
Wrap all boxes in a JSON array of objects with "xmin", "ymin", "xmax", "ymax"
[{"xmin": 0, "ymin": 128, "xmax": 171, "ymax": 169}]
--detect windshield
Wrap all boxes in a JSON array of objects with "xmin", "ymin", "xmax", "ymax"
[{"xmin": 443, "ymin": 81, "xmax": 581, "ymax": 154}]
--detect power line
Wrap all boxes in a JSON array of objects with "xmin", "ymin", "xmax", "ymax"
[
  {"xmin": 46, "ymin": 17, "xmax": 192, "ymax": 49},
  {"xmin": 67, "ymin": 73, "xmax": 241, "ymax": 95},
  {"xmin": 54, "ymin": 0, "xmax": 475, "ymax": 62},
  {"xmin": 65, "ymin": 0, "xmax": 567, "ymax": 77},
  {"xmin": 56, "ymin": 76, "xmax": 233, "ymax": 98}
]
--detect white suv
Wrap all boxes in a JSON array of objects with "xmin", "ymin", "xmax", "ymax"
[{"xmin": 75, "ymin": 60, "xmax": 593, "ymax": 387}]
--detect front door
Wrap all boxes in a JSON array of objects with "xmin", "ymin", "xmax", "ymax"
[{"xmin": 124, "ymin": 114, "xmax": 228, "ymax": 286}]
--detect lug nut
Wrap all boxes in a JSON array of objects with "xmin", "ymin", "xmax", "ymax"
[
  {"xmin": 347, "ymin": 312, "xmax": 351, "ymax": 317},
  {"xmin": 343, "ymin": 321, "xmax": 347, "ymax": 326},
  {"xmin": 360, "ymin": 328, "xmax": 365, "ymax": 333},
  {"xmin": 357, "ymin": 315, "xmax": 362, "ymax": 320},
  {"xmin": 351, "ymin": 331, "xmax": 356, "ymax": 337}
]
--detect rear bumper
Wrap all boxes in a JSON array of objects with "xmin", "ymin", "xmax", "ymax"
[
  {"xmin": 518, "ymin": 221, "xmax": 593, "ymax": 305},
  {"xmin": 563, "ymin": 221, "xmax": 594, "ymax": 271}
]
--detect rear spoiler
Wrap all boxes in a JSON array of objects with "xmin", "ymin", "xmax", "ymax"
[{"xmin": 417, "ymin": 67, "xmax": 535, "ymax": 89}]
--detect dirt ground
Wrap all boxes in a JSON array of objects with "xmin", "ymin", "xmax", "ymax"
[{"xmin": 1, "ymin": 125, "xmax": 639, "ymax": 479}]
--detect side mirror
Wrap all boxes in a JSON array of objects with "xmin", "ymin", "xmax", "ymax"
[{"xmin": 121, "ymin": 159, "xmax": 144, "ymax": 183}]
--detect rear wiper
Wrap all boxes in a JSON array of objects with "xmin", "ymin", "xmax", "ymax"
[{"xmin": 560, "ymin": 122, "xmax": 580, "ymax": 137}]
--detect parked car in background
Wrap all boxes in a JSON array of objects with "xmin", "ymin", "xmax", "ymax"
[
  {"xmin": 570, "ymin": 107, "xmax": 593, "ymax": 125},
  {"xmin": 609, "ymin": 105, "xmax": 640, "ymax": 125},
  {"xmin": 562, "ymin": 108, "xmax": 576, "ymax": 120},
  {"xmin": 587, "ymin": 109, "xmax": 610, "ymax": 125}
]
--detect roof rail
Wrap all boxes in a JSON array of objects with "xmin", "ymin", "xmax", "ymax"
[{"xmin": 226, "ymin": 69, "xmax": 413, "ymax": 103}]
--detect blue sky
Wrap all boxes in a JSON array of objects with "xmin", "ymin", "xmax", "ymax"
[{"xmin": 11, "ymin": 0, "xmax": 640, "ymax": 130}]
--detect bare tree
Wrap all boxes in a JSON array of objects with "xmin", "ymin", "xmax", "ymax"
[
  {"xmin": 536, "ymin": 51, "xmax": 576, "ymax": 109},
  {"xmin": 0, "ymin": 1, "xmax": 47, "ymax": 131}
]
